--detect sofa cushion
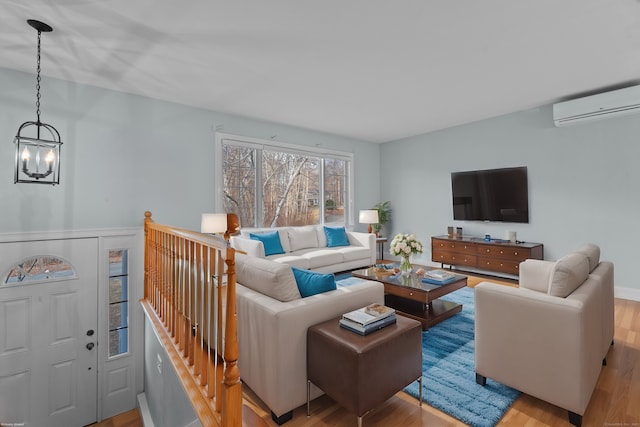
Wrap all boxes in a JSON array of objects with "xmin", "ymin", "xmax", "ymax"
[
  {"xmin": 324, "ymin": 226, "xmax": 350, "ymax": 247},
  {"xmin": 235, "ymin": 254, "xmax": 301, "ymax": 302},
  {"xmin": 250, "ymin": 231, "xmax": 285, "ymax": 256},
  {"xmin": 316, "ymin": 226, "xmax": 327, "ymax": 247},
  {"xmin": 266, "ymin": 253, "xmax": 311, "ymax": 270},
  {"xmin": 291, "ymin": 267, "xmax": 337, "ymax": 297},
  {"xmin": 337, "ymin": 246, "xmax": 371, "ymax": 262},
  {"xmin": 575, "ymin": 243, "xmax": 600, "ymax": 272},
  {"xmin": 548, "ymin": 252, "xmax": 590, "ymax": 298},
  {"xmin": 298, "ymin": 249, "xmax": 344, "ymax": 268},
  {"xmin": 287, "ymin": 227, "xmax": 319, "ymax": 252}
]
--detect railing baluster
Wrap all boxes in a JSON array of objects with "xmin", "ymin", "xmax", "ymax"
[{"xmin": 142, "ymin": 211, "xmax": 240, "ymax": 426}]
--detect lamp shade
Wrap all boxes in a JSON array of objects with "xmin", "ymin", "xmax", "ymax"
[
  {"xmin": 359, "ymin": 209, "xmax": 379, "ymax": 234},
  {"xmin": 201, "ymin": 213, "xmax": 227, "ymax": 234},
  {"xmin": 359, "ymin": 209, "xmax": 379, "ymax": 224}
]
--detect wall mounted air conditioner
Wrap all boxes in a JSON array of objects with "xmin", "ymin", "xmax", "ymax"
[{"xmin": 553, "ymin": 84, "xmax": 640, "ymax": 127}]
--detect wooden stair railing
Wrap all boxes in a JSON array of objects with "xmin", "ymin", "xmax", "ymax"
[{"xmin": 141, "ymin": 211, "xmax": 242, "ymax": 427}]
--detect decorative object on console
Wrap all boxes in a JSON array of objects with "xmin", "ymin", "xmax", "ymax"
[
  {"xmin": 14, "ymin": 20, "xmax": 62, "ymax": 185},
  {"xmin": 390, "ymin": 233, "xmax": 424, "ymax": 277},
  {"xmin": 358, "ymin": 209, "xmax": 379, "ymax": 234},
  {"xmin": 448, "ymin": 226, "xmax": 463, "ymax": 237}
]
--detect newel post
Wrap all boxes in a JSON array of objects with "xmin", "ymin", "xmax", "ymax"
[
  {"xmin": 221, "ymin": 247, "xmax": 242, "ymax": 427},
  {"xmin": 144, "ymin": 211, "xmax": 153, "ymax": 300}
]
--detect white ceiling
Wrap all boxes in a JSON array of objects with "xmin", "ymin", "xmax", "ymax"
[{"xmin": 3, "ymin": 0, "xmax": 640, "ymax": 143}]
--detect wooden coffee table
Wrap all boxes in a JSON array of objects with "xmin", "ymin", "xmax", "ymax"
[{"xmin": 351, "ymin": 265, "xmax": 467, "ymax": 330}]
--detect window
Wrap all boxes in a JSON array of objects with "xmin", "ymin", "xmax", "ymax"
[
  {"xmin": 324, "ymin": 158, "xmax": 347, "ymax": 223},
  {"xmin": 4, "ymin": 256, "xmax": 76, "ymax": 284},
  {"xmin": 220, "ymin": 135, "xmax": 353, "ymax": 228},
  {"xmin": 108, "ymin": 250, "xmax": 128, "ymax": 357}
]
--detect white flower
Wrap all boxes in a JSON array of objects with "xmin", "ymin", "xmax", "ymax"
[{"xmin": 389, "ymin": 232, "xmax": 424, "ymax": 257}]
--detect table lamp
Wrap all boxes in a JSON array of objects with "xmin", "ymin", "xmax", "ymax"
[
  {"xmin": 201, "ymin": 213, "xmax": 228, "ymax": 236},
  {"xmin": 359, "ymin": 209, "xmax": 379, "ymax": 234}
]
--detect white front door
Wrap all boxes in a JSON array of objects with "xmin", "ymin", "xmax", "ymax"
[{"xmin": 0, "ymin": 238, "xmax": 98, "ymax": 427}]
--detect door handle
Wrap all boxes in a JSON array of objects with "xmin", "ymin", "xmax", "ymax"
[
  {"xmin": 86, "ymin": 342, "xmax": 95, "ymax": 350},
  {"xmin": 86, "ymin": 329, "xmax": 94, "ymax": 336}
]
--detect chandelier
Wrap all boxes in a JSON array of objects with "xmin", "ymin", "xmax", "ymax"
[{"xmin": 14, "ymin": 19, "xmax": 62, "ymax": 185}]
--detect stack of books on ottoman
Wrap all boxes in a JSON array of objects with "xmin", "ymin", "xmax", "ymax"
[
  {"xmin": 340, "ymin": 303, "xmax": 396, "ymax": 335},
  {"xmin": 421, "ymin": 269, "xmax": 458, "ymax": 285}
]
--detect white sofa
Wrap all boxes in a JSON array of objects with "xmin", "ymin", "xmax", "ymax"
[
  {"xmin": 474, "ymin": 244, "xmax": 614, "ymax": 427},
  {"xmin": 234, "ymin": 253, "xmax": 384, "ymax": 424},
  {"xmin": 230, "ymin": 225, "xmax": 375, "ymax": 273}
]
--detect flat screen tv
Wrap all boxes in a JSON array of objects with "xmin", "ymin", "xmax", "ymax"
[{"xmin": 451, "ymin": 166, "xmax": 529, "ymax": 223}]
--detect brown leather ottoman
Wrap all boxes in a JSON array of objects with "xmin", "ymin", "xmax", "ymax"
[{"xmin": 307, "ymin": 315, "xmax": 423, "ymax": 426}]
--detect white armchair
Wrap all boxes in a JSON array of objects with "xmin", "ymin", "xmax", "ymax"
[{"xmin": 474, "ymin": 244, "xmax": 613, "ymax": 427}]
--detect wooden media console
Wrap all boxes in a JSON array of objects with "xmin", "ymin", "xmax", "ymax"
[{"xmin": 431, "ymin": 235, "xmax": 543, "ymax": 276}]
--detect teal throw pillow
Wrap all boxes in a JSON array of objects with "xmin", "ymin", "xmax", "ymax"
[
  {"xmin": 324, "ymin": 226, "xmax": 350, "ymax": 247},
  {"xmin": 249, "ymin": 231, "xmax": 285, "ymax": 256},
  {"xmin": 292, "ymin": 267, "xmax": 337, "ymax": 297}
]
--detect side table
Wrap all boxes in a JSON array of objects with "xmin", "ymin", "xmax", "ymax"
[
  {"xmin": 307, "ymin": 315, "xmax": 422, "ymax": 426},
  {"xmin": 376, "ymin": 237, "xmax": 387, "ymax": 261}
]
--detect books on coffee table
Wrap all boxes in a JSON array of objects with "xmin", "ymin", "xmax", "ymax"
[
  {"xmin": 339, "ymin": 314, "xmax": 397, "ymax": 336},
  {"xmin": 421, "ymin": 269, "xmax": 458, "ymax": 285},
  {"xmin": 342, "ymin": 303, "xmax": 396, "ymax": 326},
  {"xmin": 340, "ymin": 303, "xmax": 397, "ymax": 335}
]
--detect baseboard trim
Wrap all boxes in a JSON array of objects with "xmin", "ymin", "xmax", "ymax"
[
  {"xmin": 137, "ymin": 393, "xmax": 155, "ymax": 427},
  {"xmin": 615, "ymin": 286, "xmax": 640, "ymax": 302}
]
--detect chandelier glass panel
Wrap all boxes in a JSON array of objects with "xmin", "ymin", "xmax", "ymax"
[{"xmin": 14, "ymin": 19, "xmax": 62, "ymax": 185}]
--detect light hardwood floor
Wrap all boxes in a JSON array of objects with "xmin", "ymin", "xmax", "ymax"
[
  {"xmin": 244, "ymin": 277, "xmax": 640, "ymax": 427},
  {"xmin": 90, "ymin": 408, "xmax": 143, "ymax": 427},
  {"xmin": 102, "ymin": 276, "xmax": 640, "ymax": 427}
]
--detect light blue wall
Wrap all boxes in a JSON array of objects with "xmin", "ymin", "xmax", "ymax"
[
  {"xmin": 0, "ymin": 68, "xmax": 381, "ymax": 233},
  {"xmin": 144, "ymin": 318, "xmax": 201, "ymax": 427},
  {"xmin": 381, "ymin": 106, "xmax": 640, "ymax": 293}
]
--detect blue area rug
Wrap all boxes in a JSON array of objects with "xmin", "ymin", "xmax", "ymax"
[
  {"xmin": 335, "ymin": 275, "xmax": 363, "ymax": 287},
  {"xmin": 402, "ymin": 286, "xmax": 520, "ymax": 427}
]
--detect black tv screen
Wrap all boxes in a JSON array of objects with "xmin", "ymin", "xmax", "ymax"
[{"xmin": 451, "ymin": 166, "xmax": 529, "ymax": 223}]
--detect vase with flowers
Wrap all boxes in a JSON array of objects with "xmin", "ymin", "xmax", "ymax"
[{"xmin": 389, "ymin": 233, "xmax": 424, "ymax": 277}]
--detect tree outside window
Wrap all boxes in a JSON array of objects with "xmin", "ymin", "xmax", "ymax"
[{"xmin": 222, "ymin": 138, "xmax": 351, "ymax": 228}]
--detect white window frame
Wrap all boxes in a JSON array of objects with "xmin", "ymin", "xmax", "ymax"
[{"xmin": 214, "ymin": 132, "xmax": 355, "ymax": 227}]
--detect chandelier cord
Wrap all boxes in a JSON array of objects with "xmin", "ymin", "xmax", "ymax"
[{"xmin": 36, "ymin": 29, "xmax": 42, "ymax": 128}]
